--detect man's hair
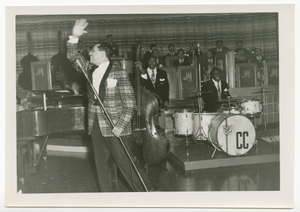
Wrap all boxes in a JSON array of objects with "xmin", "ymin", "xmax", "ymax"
[
  {"xmin": 236, "ymin": 48, "xmax": 244, "ymax": 53},
  {"xmin": 150, "ymin": 43, "xmax": 157, "ymax": 50},
  {"xmin": 168, "ymin": 44, "xmax": 175, "ymax": 49},
  {"xmin": 210, "ymin": 67, "xmax": 221, "ymax": 77},
  {"xmin": 207, "ymin": 49, "xmax": 214, "ymax": 55},
  {"xmin": 152, "ymin": 49, "xmax": 158, "ymax": 54},
  {"xmin": 106, "ymin": 34, "xmax": 113, "ymax": 38},
  {"xmin": 177, "ymin": 48, "xmax": 184, "ymax": 54},
  {"xmin": 148, "ymin": 55, "xmax": 157, "ymax": 62},
  {"xmin": 254, "ymin": 48, "xmax": 262, "ymax": 52},
  {"xmin": 96, "ymin": 42, "xmax": 113, "ymax": 59}
]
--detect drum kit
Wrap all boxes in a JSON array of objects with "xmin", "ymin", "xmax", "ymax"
[{"xmin": 173, "ymin": 91, "xmax": 263, "ymax": 157}]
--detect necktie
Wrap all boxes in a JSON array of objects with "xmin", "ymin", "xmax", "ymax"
[
  {"xmin": 217, "ymin": 82, "xmax": 221, "ymax": 100},
  {"xmin": 151, "ymin": 70, "xmax": 156, "ymax": 87}
]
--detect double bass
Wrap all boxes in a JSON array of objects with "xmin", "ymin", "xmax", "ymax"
[
  {"xmin": 18, "ymin": 32, "xmax": 38, "ymax": 90},
  {"xmin": 133, "ymin": 42, "xmax": 170, "ymax": 166},
  {"xmin": 51, "ymin": 30, "xmax": 79, "ymax": 90}
]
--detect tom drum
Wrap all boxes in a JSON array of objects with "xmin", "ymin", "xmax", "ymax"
[
  {"xmin": 241, "ymin": 100, "xmax": 262, "ymax": 115},
  {"xmin": 173, "ymin": 110, "xmax": 194, "ymax": 136}
]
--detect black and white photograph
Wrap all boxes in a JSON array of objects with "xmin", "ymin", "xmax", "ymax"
[{"xmin": 5, "ymin": 3, "xmax": 295, "ymax": 209}]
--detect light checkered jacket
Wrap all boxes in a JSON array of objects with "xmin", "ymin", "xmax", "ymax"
[{"xmin": 67, "ymin": 42, "xmax": 136, "ymax": 137}]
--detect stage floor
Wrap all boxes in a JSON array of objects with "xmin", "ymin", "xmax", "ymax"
[{"xmin": 168, "ymin": 137, "xmax": 279, "ymax": 171}]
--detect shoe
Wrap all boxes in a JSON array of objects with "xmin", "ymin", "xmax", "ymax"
[{"xmin": 149, "ymin": 185, "xmax": 161, "ymax": 192}]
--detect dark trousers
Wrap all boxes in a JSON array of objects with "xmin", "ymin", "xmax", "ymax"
[{"xmin": 91, "ymin": 116, "xmax": 153, "ymax": 192}]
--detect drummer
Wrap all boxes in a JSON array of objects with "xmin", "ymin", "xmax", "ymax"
[{"xmin": 201, "ymin": 67, "xmax": 231, "ymax": 112}]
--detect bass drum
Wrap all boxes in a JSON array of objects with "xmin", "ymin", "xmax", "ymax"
[{"xmin": 209, "ymin": 114, "xmax": 256, "ymax": 156}]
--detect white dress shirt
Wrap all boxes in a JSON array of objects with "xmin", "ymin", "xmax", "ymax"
[
  {"xmin": 147, "ymin": 67, "xmax": 157, "ymax": 81},
  {"xmin": 212, "ymin": 79, "xmax": 221, "ymax": 92},
  {"xmin": 93, "ymin": 61, "xmax": 110, "ymax": 95}
]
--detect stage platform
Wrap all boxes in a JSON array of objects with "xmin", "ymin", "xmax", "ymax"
[{"xmin": 168, "ymin": 138, "xmax": 279, "ymax": 171}]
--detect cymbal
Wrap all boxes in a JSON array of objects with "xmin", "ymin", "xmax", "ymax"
[
  {"xmin": 215, "ymin": 98, "xmax": 241, "ymax": 103},
  {"xmin": 251, "ymin": 90, "xmax": 274, "ymax": 94},
  {"xmin": 185, "ymin": 91, "xmax": 213, "ymax": 99}
]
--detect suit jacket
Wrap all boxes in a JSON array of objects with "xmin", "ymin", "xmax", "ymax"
[
  {"xmin": 250, "ymin": 55, "xmax": 267, "ymax": 68},
  {"xmin": 67, "ymin": 41, "xmax": 136, "ymax": 137},
  {"xmin": 210, "ymin": 46, "xmax": 229, "ymax": 55},
  {"xmin": 104, "ymin": 41, "xmax": 119, "ymax": 56},
  {"xmin": 200, "ymin": 57, "xmax": 215, "ymax": 70},
  {"xmin": 140, "ymin": 68, "xmax": 169, "ymax": 107},
  {"xmin": 165, "ymin": 52, "xmax": 177, "ymax": 57},
  {"xmin": 173, "ymin": 57, "xmax": 191, "ymax": 66},
  {"xmin": 201, "ymin": 80, "xmax": 230, "ymax": 112},
  {"xmin": 156, "ymin": 56, "xmax": 166, "ymax": 67}
]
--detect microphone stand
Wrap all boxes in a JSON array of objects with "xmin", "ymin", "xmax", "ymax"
[{"xmin": 76, "ymin": 60, "xmax": 149, "ymax": 192}]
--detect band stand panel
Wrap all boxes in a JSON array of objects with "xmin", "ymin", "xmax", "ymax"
[{"xmin": 168, "ymin": 139, "xmax": 279, "ymax": 171}]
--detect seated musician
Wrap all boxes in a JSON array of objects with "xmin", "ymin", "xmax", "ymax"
[
  {"xmin": 152, "ymin": 48, "xmax": 166, "ymax": 67},
  {"xmin": 234, "ymin": 40, "xmax": 249, "ymax": 55},
  {"xmin": 201, "ymin": 67, "xmax": 231, "ymax": 112},
  {"xmin": 209, "ymin": 40, "xmax": 229, "ymax": 55},
  {"xmin": 200, "ymin": 50, "xmax": 215, "ymax": 81},
  {"xmin": 234, "ymin": 48, "xmax": 248, "ymax": 64},
  {"xmin": 173, "ymin": 49, "xmax": 191, "ymax": 66},
  {"xmin": 142, "ymin": 43, "xmax": 157, "ymax": 69},
  {"xmin": 140, "ymin": 55, "xmax": 169, "ymax": 110},
  {"xmin": 165, "ymin": 43, "xmax": 176, "ymax": 56},
  {"xmin": 104, "ymin": 34, "xmax": 119, "ymax": 56}
]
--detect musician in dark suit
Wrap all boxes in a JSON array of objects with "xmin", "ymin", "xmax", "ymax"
[
  {"xmin": 165, "ymin": 43, "xmax": 176, "ymax": 57},
  {"xmin": 201, "ymin": 67, "xmax": 231, "ymax": 112},
  {"xmin": 104, "ymin": 34, "xmax": 119, "ymax": 56},
  {"xmin": 250, "ymin": 48, "xmax": 267, "ymax": 85},
  {"xmin": 209, "ymin": 40, "xmax": 229, "ymax": 55},
  {"xmin": 67, "ymin": 19, "xmax": 154, "ymax": 192},
  {"xmin": 142, "ymin": 43, "xmax": 157, "ymax": 69},
  {"xmin": 152, "ymin": 48, "xmax": 166, "ymax": 67},
  {"xmin": 140, "ymin": 55, "xmax": 169, "ymax": 109},
  {"xmin": 173, "ymin": 49, "xmax": 191, "ymax": 66},
  {"xmin": 234, "ymin": 40, "xmax": 249, "ymax": 54},
  {"xmin": 250, "ymin": 48, "xmax": 267, "ymax": 68}
]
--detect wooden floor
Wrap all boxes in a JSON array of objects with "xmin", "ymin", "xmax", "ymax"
[{"xmin": 17, "ymin": 128, "xmax": 280, "ymax": 193}]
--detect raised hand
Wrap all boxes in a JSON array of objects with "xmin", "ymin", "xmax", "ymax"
[{"xmin": 72, "ymin": 19, "xmax": 89, "ymax": 38}]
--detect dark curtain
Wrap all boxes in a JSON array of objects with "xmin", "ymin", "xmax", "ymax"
[{"xmin": 16, "ymin": 13, "xmax": 278, "ymax": 72}]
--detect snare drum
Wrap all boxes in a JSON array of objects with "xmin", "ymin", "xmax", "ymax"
[
  {"xmin": 241, "ymin": 100, "xmax": 262, "ymax": 115},
  {"xmin": 193, "ymin": 113, "xmax": 218, "ymax": 140},
  {"xmin": 219, "ymin": 106, "xmax": 241, "ymax": 114},
  {"xmin": 209, "ymin": 114, "xmax": 256, "ymax": 156},
  {"xmin": 173, "ymin": 110, "xmax": 194, "ymax": 135}
]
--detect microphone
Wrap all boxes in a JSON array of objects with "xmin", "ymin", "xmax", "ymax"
[
  {"xmin": 75, "ymin": 58, "xmax": 86, "ymax": 73},
  {"xmin": 197, "ymin": 43, "xmax": 201, "ymax": 54}
]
